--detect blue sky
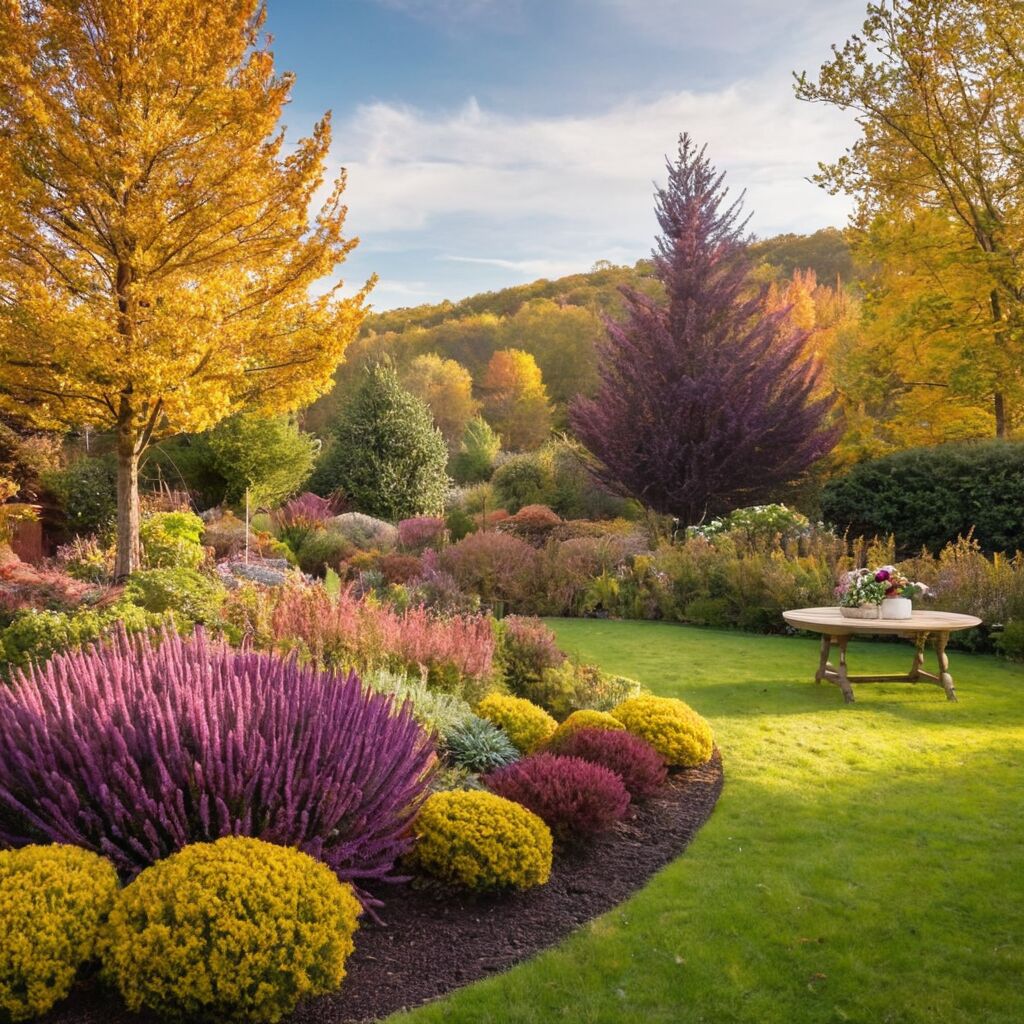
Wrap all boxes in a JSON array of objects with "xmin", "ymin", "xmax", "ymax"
[{"xmin": 264, "ymin": 0, "xmax": 868, "ymax": 310}]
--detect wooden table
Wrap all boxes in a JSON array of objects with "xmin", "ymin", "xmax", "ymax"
[{"xmin": 782, "ymin": 607, "xmax": 982, "ymax": 703}]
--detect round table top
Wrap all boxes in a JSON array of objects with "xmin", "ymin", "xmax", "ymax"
[{"xmin": 783, "ymin": 607, "xmax": 982, "ymax": 636}]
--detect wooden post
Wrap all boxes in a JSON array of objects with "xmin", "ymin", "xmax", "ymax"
[
  {"xmin": 936, "ymin": 632, "xmax": 957, "ymax": 702},
  {"xmin": 835, "ymin": 635, "xmax": 855, "ymax": 703},
  {"xmin": 815, "ymin": 634, "xmax": 831, "ymax": 684}
]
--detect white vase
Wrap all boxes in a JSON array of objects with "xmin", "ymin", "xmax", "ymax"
[
  {"xmin": 881, "ymin": 596, "xmax": 912, "ymax": 620},
  {"xmin": 839, "ymin": 604, "xmax": 880, "ymax": 619}
]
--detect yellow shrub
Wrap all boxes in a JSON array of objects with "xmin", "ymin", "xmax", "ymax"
[
  {"xmin": 548, "ymin": 709, "xmax": 626, "ymax": 745},
  {"xmin": 100, "ymin": 837, "xmax": 362, "ymax": 1024},
  {"xmin": 612, "ymin": 695, "xmax": 714, "ymax": 767},
  {"xmin": 0, "ymin": 845, "xmax": 119, "ymax": 1022},
  {"xmin": 476, "ymin": 693, "xmax": 557, "ymax": 752},
  {"xmin": 410, "ymin": 790, "xmax": 552, "ymax": 891}
]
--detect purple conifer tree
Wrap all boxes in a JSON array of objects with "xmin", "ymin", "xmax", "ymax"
[{"xmin": 571, "ymin": 134, "xmax": 838, "ymax": 525}]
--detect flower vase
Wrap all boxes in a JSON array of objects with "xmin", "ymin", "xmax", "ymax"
[
  {"xmin": 839, "ymin": 604, "xmax": 881, "ymax": 620},
  {"xmin": 881, "ymin": 596, "xmax": 912, "ymax": 620}
]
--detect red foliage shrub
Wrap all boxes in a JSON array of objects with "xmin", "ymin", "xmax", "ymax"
[
  {"xmin": 0, "ymin": 560, "xmax": 97, "ymax": 619},
  {"xmin": 483, "ymin": 752, "xmax": 630, "ymax": 842},
  {"xmin": 508, "ymin": 504, "xmax": 562, "ymax": 528},
  {"xmin": 441, "ymin": 530, "xmax": 538, "ymax": 609},
  {"xmin": 378, "ymin": 553, "xmax": 424, "ymax": 584},
  {"xmin": 397, "ymin": 516, "xmax": 447, "ymax": 552},
  {"xmin": 471, "ymin": 509, "xmax": 510, "ymax": 531},
  {"xmin": 498, "ymin": 504, "xmax": 562, "ymax": 546},
  {"xmin": 546, "ymin": 727, "xmax": 667, "ymax": 800},
  {"xmin": 267, "ymin": 584, "xmax": 496, "ymax": 694}
]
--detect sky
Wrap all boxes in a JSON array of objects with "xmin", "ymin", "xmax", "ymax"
[{"xmin": 263, "ymin": 0, "xmax": 869, "ymax": 310}]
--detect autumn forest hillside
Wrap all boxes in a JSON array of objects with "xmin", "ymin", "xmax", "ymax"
[{"xmin": 308, "ymin": 223, "xmax": 1009, "ymax": 467}]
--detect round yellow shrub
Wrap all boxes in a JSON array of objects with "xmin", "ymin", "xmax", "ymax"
[
  {"xmin": 611, "ymin": 695, "xmax": 714, "ymax": 766},
  {"xmin": 0, "ymin": 845, "xmax": 119, "ymax": 1022},
  {"xmin": 410, "ymin": 790, "xmax": 553, "ymax": 891},
  {"xmin": 547, "ymin": 709, "xmax": 626, "ymax": 746},
  {"xmin": 476, "ymin": 692, "xmax": 557, "ymax": 752},
  {"xmin": 99, "ymin": 837, "xmax": 362, "ymax": 1024}
]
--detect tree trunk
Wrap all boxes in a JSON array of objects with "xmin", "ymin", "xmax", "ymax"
[
  {"xmin": 994, "ymin": 391, "xmax": 1007, "ymax": 439},
  {"xmin": 989, "ymin": 290, "xmax": 1009, "ymax": 439},
  {"xmin": 114, "ymin": 406, "xmax": 142, "ymax": 580}
]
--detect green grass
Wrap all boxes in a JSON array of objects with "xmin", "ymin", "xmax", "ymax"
[{"xmin": 389, "ymin": 620, "xmax": 1024, "ymax": 1024}]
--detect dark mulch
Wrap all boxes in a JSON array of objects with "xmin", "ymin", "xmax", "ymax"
[{"xmin": 46, "ymin": 750, "xmax": 723, "ymax": 1024}]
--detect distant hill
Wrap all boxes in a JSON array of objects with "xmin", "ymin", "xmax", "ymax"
[
  {"xmin": 749, "ymin": 227, "xmax": 856, "ymax": 287},
  {"xmin": 306, "ymin": 228, "xmax": 859, "ymax": 435}
]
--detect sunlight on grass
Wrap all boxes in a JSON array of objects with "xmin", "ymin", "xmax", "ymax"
[{"xmin": 389, "ymin": 620, "xmax": 1023, "ymax": 1024}]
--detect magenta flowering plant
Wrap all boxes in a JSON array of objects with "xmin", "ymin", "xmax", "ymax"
[
  {"xmin": 0, "ymin": 626, "xmax": 436, "ymax": 904},
  {"xmin": 873, "ymin": 565, "xmax": 932, "ymax": 599}
]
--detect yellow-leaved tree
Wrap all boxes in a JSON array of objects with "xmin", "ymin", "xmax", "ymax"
[{"xmin": 0, "ymin": 1, "xmax": 372, "ymax": 575}]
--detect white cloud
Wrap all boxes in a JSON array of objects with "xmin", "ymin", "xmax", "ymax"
[
  {"xmin": 593, "ymin": 0, "xmax": 866, "ymax": 62},
  {"xmin": 328, "ymin": 74, "xmax": 857, "ymax": 306},
  {"xmin": 442, "ymin": 254, "xmax": 598, "ymax": 278}
]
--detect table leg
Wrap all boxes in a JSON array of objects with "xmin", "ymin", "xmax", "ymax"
[
  {"xmin": 835, "ymin": 634, "xmax": 855, "ymax": 703},
  {"xmin": 935, "ymin": 632, "xmax": 957, "ymax": 702},
  {"xmin": 908, "ymin": 632, "xmax": 929, "ymax": 681},
  {"xmin": 815, "ymin": 634, "xmax": 831, "ymax": 683}
]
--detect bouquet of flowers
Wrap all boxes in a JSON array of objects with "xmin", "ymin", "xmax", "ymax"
[
  {"xmin": 835, "ymin": 568, "xmax": 888, "ymax": 608},
  {"xmin": 835, "ymin": 566, "xmax": 932, "ymax": 608},
  {"xmin": 872, "ymin": 565, "xmax": 932, "ymax": 600}
]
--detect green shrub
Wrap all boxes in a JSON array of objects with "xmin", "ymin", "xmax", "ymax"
[
  {"xmin": 491, "ymin": 450, "xmax": 554, "ymax": 513},
  {"xmin": 44, "ymin": 456, "xmax": 117, "ymax": 536},
  {"xmin": 544, "ymin": 438, "xmax": 639, "ymax": 521},
  {"xmin": 296, "ymin": 529, "xmax": 353, "ymax": 576},
  {"xmin": 140, "ymin": 510, "xmax": 205, "ymax": 569},
  {"xmin": 683, "ymin": 596, "xmax": 734, "ymax": 627},
  {"xmin": 55, "ymin": 535, "xmax": 113, "ymax": 583},
  {"xmin": 452, "ymin": 416, "xmax": 501, "ymax": 484},
  {"xmin": 526, "ymin": 660, "xmax": 580, "ymax": 718},
  {"xmin": 327, "ymin": 512, "xmax": 399, "ymax": 551},
  {"xmin": 362, "ymin": 667, "xmax": 476, "ymax": 736},
  {"xmin": 99, "ymin": 837, "xmax": 361, "ymax": 1023},
  {"xmin": 821, "ymin": 440, "xmax": 1024, "ymax": 555},
  {"xmin": 409, "ymin": 789, "xmax": 552, "ymax": 891},
  {"xmin": 1, "ymin": 601, "xmax": 159, "ymax": 674},
  {"xmin": 0, "ymin": 845, "xmax": 119, "ymax": 1022},
  {"xmin": 443, "ymin": 714, "xmax": 521, "ymax": 773},
  {"xmin": 202, "ymin": 413, "xmax": 318, "ymax": 509},
  {"xmin": 498, "ymin": 615, "xmax": 564, "ymax": 694},
  {"xmin": 995, "ymin": 621, "xmax": 1024, "ymax": 661},
  {"xmin": 690, "ymin": 503, "xmax": 811, "ymax": 543},
  {"xmin": 429, "ymin": 764, "xmax": 485, "ymax": 793},
  {"xmin": 312, "ymin": 363, "xmax": 451, "ymax": 519},
  {"xmin": 0, "ymin": 423, "xmax": 61, "ymax": 502},
  {"xmin": 124, "ymin": 567, "xmax": 225, "ymax": 626}
]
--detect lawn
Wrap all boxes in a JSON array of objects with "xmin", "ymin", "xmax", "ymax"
[{"xmin": 390, "ymin": 620, "xmax": 1024, "ymax": 1024}]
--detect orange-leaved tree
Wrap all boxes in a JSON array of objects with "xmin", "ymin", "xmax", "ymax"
[
  {"xmin": 482, "ymin": 348, "xmax": 552, "ymax": 450},
  {"xmin": 0, "ymin": 1, "xmax": 372, "ymax": 576}
]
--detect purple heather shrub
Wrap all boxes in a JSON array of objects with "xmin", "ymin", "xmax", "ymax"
[
  {"xmin": 279, "ymin": 491, "xmax": 337, "ymax": 526},
  {"xmin": 274, "ymin": 492, "xmax": 337, "ymax": 551},
  {"xmin": 0, "ymin": 627, "xmax": 436, "ymax": 904},
  {"xmin": 397, "ymin": 516, "xmax": 447, "ymax": 553},
  {"xmin": 484, "ymin": 752, "xmax": 630, "ymax": 842}
]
